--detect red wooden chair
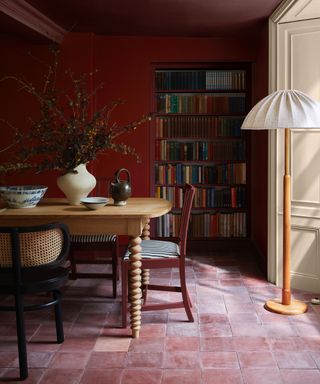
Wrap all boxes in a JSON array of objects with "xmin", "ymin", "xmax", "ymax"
[{"xmin": 121, "ymin": 183, "xmax": 195, "ymax": 328}]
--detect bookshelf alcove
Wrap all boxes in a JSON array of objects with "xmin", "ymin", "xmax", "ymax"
[{"xmin": 150, "ymin": 63, "xmax": 251, "ymax": 244}]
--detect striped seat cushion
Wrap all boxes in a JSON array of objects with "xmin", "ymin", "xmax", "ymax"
[
  {"xmin": 71, "ymin": 234, "xmax": 117, "ymax": 243},
  {"xmin": 124, "ymin": 239, "xmax": 180, "ymax": 261}
]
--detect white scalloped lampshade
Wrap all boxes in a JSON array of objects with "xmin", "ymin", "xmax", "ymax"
[{"xmin": 241, "ymin": 90, "xmax": 320, "ymax": 130}]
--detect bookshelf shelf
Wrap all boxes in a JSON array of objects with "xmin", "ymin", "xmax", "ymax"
[{"xmin": 151, "ymin": 64, "xmax": 250, "ymax": 240}]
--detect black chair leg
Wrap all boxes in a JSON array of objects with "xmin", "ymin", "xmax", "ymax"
[
  {"xmin": 121, "ymin": 263, "xmax": 129, "ymax": 328},
  {"xmin": 53, "ymin": 290, "xmax": 64, "ymax": 343},
  {"xmin": 69, "ymin": 249, "xmax": 77, "ymax": 280},
  {"xmin": 14, "ymin": 293, "xmax": 28, "ymax": 380},
  {"xmin": 112, "ymin": 244, "xmax": 118, "ymax": 299}
]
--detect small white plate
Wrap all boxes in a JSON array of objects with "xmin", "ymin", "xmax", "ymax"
[{"xmin": 80, "ymin": 197, "xmax": 109, "ymax": 210}]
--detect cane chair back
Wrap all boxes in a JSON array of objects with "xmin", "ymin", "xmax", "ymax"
[{"xmin": 0, "ymin": 226, "xmax": 66, "ymax": 268}]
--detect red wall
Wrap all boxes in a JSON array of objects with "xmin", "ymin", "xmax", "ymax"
[{"xmin": 0, "ymin": 32, "xmax": 269, "ymax": 268}]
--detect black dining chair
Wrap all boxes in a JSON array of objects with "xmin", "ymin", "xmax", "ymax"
[
  {"xmin": 68, "ymin": 176, "xmax": 119, "ymax": 298},
  {"xmin": 0, "ymin": 222, "xmax": 70, "ymax": 380},
  {"xmin": 121, "ymin": 183, "xmax": 195, "ymax": 328},
  {"xmin": 69, "ymin": 234, "xmax": 119, "ymax": 297}
]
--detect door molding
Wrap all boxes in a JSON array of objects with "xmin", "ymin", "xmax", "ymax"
[{"xmin": 268, "ymin": 0, "xmax": 320, "ymax": 288}]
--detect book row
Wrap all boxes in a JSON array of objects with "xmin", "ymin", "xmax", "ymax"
[
  {"xmin": 156, "ymin": 140, "xmax": 246, "ymax": 161},
  {"xmin": 155, "ymin": 185, "xmax": 246, "ymax": 208},
  {"xmin": 155, "ymin": 116, "xmax": 245, "ymax": 138},
  {"xmin": 156, "ymin": 93, "xmax": 246, "ymax": 114},
  {"xmin": 155, "ymin": 211, "xmax": 247, "ymax": 238},
  {"xmin": 155, "ymin": 70, "xmax": 246, "ymax": 91},
  {"xmin": 155, "ymin": 162, "xmax": 246, "ymax": 185},
  {"xmin": 206, "ymin": 70, "xmax": 246, "ymax": 91}
]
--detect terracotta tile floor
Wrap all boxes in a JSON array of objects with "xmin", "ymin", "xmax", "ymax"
[{"xmin": 1, "ymin": 249, "xmax": 320, "ymax": 383}]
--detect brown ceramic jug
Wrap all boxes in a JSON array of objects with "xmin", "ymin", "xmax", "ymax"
[{"xmin": 110, "ymin": 168, "xmax": 132, "ymax": 206}]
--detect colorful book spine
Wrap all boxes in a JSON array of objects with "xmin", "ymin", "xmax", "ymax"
[
  {"xmin": 155, "ymin": 116, "xmax": 245, "ymax": 138},
  {"xmin": 155, "ymin": 186, "xmax": 246, "ymax": 209},
  {"xmin": 156, "ymin": 141, "xmax": 245, "ymax": 161},
  {"xmin": 155, "ymin": 211, "xmax": 247, "ymax": 237},
  {"xmin": 156, "ymin": 93, "xmax": 246, "ymax": 114},
  {"xmin": 155, "ymin": 163, "xmax": 246, "ymax": 185},
  {"xmin": 155, "ymin": 70, "xmax": 246, "ymax": 91}
]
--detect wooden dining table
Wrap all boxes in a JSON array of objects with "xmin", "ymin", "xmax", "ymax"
[{"xmin": 0, "ymin": 197, "xmax": 172, "ymax": 338}]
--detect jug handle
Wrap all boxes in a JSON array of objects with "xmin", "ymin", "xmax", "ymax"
[{"xmin": 115, "ymin": 168, "xmax": 131, "ymax": 184}]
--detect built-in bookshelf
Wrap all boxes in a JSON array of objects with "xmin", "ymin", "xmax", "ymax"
[{"xmin": 151, "ymin": 65, "xmax": 250, "ymax": 240}]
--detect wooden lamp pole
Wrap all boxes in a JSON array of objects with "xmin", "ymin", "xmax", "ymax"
[{"xmin": 265, "ymin": 128, "xmax": 308, "ymax": 315}]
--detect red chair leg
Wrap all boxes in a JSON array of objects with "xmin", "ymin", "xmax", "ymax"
[{"xmin": 180, "ymin": 265, "xmax": 194, "ymax": 322}]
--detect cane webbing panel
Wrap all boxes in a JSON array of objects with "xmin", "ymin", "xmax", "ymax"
[{"xmin": 0, "ymin": 229, "xmax": 63, "ymax": 267}]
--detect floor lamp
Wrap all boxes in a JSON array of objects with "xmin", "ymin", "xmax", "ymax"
[{"xmin": 241, "ymin": 90, "xmax": 320, "ymax": 315}]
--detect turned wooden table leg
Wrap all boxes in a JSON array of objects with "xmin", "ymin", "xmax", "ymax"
[
  {"xmin": 142, "ymin": 219, "xmax": 150, "ymax": 240},
  {"xmin": 141, "ymin": 219, "xmax": 150, "ymax": 302},
  {"xmin": 128, "ymin": 236, "xmax": 142, "ymax": 338}
]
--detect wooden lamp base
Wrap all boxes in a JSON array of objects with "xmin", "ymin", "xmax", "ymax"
[{"xmin": 265, "ymin": 298, "xmax": 308, "ymax": 315}]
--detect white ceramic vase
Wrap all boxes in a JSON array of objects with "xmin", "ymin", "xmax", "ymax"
[{"xmin": 57, "ymin": 163, "xmax": 96, "ymax": 205}]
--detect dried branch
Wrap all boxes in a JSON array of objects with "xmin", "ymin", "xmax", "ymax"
[{"xmin": 0, "ymin": 46, "xmax": 152, "ymax": 174}]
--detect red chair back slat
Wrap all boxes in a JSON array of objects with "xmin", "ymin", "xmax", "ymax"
[{"xmin": 178, "ymin": 184, "xmax": 195, "ymax": 257}]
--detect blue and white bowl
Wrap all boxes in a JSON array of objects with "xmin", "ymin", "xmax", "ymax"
[{"xmin": 0, "ymin": 185, "xmax": 48, "ymax": 208}]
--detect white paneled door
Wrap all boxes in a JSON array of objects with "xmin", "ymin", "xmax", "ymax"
[{"xmin": 270, "ymin": 11, "xmax": 320, "ymax": 293}]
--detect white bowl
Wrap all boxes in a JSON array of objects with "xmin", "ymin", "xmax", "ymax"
[
  {"xmin": 0, "ymin": 185, "xmax": 48, "ymax": 208},
  {"xmin": 80, "ymin": 197, "xmax": 109, "ymax": 210}
]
